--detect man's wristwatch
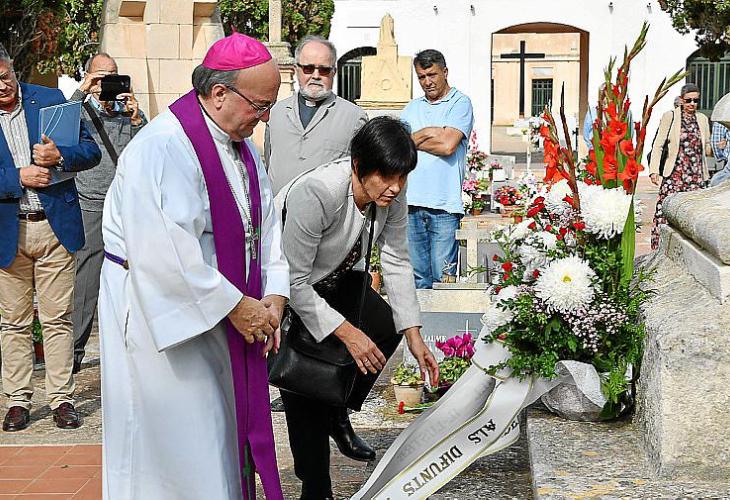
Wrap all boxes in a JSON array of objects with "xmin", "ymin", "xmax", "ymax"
[{"xmin": 56, "ymin": 157, "xmax": 65, "ymax": 171}]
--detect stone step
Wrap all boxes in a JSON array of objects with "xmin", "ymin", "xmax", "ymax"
[{"xmin": 526, "ymin": 408, "xmax": 730, "ymax": 499}]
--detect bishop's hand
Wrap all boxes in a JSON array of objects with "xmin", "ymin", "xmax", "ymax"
[{"xmin": 228, "ymin": 296, "xmax": 278, "ymax": 344}]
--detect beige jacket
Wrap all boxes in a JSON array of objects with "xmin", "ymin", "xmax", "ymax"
[
  {"xmin": 648, "ymin": 108, "xmax": 712, "ymax": 179},
  {"xmin": 275, "ymin": 158, "xmax": 421, "ymax": 342},
  {"xmin": 264, "ymin": 92, "xmax": 368, "ymax": 195}
]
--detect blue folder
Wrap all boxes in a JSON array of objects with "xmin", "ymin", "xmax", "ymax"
[{"xmin": 38, "ymin": 100, "xmax": 83, "ymax": 185}]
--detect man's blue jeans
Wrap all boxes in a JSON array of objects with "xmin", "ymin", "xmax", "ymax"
[{"xmin": 407, "ymin": 206, "xmax": 461, "ymax": 289}]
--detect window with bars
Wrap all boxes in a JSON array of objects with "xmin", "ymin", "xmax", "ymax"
[
  {"xmin": 531, "ymin": 78, "xmax": 553, "ymax": 117},
  {"xmin": 686, "ymin": 52, "xmax": 730, "ymax": 117},
  {"xmin": 337, "ymin": 47, "xmax": 377, "ymax": 103}
]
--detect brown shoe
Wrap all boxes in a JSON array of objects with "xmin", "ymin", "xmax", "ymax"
[
  {"xmin": 3, "ymin": 406, "xmax": 30, "ymax": 432},
  {"xmin": 52, "ymin": 403, "xmax": 81, "ymax": 429}
]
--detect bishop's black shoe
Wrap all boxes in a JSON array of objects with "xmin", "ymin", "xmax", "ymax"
[{"xmin": 329, "ymin": 407, "xmax": 375, "ymax": 462}]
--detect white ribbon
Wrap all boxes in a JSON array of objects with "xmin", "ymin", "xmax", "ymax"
[{"xmin": 352, "ymin": 328, "xmax": 598, "ymax": 499}]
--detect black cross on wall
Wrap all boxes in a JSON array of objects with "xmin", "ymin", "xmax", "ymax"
[{"xmin": 500, "ymin": 40, "xmax": 546, "ymax": 117}]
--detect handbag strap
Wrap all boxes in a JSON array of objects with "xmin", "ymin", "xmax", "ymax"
[
  {"xmin": 82, "ymin": 100, "xmax": 119, "ymax": 166},
  {"xmin": 356, "ymin": 203, "xmax": 377, "ymax": 329}
]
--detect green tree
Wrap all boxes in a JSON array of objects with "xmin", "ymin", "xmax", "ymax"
[
  {"xmin": 660, "ymin": 0, "xmax": 730, "ymax": 60},
  {"xmin": 0, "ymin": 0, "xmax": 103, "ymax": 81},
  {"xmin": 218, "ymin": 0, "xmax": 335, "ymax": 53}
]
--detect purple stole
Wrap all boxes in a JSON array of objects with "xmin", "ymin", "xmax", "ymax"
[{"xmin": 169, "ymin": 90, "xmax": 283, "ymax": 500}]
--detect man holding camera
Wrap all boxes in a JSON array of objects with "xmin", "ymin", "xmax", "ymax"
[{"xmin": 70, "ymin": 53, "xmax": 147, "ymax": 373}]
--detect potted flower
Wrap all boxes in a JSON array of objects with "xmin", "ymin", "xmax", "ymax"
[
  {"xmin": 489, "ymin": 160, "xmax": 506, "ymax": 182},
  {"xmin": 462, "ymin": 178, "xmax": 490, "ymax": 216},
  {"xmin": 369, "ymin": 244, "xmax": 383, "ymax": 293},
  {"xmin": 436, "ymin": 333, "xmax": 475, "ymax": 395},
  {"xmin": 469, "ymin": 197, "xmax": 485, "ymax": 216},
  {"xmin": 32, "ymin": 316, "xmax": 44, "ymax": 367},
  {"xmin": 391, "ymin": 363, "xmax": 424, "ymax": 407}
]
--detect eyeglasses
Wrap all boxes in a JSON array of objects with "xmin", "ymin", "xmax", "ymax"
[
  {"xmin": 684, "ymin": 98, "xmax": 700, "ymax": 104},
  {"xmin": 296, "ymin": 64, "xmax": 334, "ymax": 76},
  {"xmin": 224, "ymin": 85, "xmax": 275, "ymax": 118},
  {"xmin": 0, "ymin": 70, "xmax": 15, "ymax": 84}
]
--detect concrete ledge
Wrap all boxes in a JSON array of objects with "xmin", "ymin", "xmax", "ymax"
[
  {"xmin": 416, "ymin": 288, "xmax": 489, "ymax": 313},
  {"xmin": 660, "ymin": 225, "xmax": 730, "ymax": 303},
  {"xmin": 527, "ymin": 408, "xmax": 730, "ymax": 499}
]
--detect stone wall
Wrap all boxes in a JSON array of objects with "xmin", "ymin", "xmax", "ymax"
[{"xmin": 636, "ymin": 183, "xmax": 730, "ymax": 482}]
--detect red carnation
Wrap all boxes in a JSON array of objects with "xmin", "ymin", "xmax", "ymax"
[
  {"xmin": 398, "ymin": 401, "xmax": 405, "ymax": 414},
  {"xmin": 502, "ymin": 273, "xmax": 510, "ymax": 281},
  {"xmin": 526, "ymin": 205, "xmax": 543, "ymax": 218},
  {"xmin": 559, "ymin": 227, "xmax": 568, "ymax": 236},
  {"xmin": 545, "ymin": 224, "xmax": 553, "ymax": 232},
  {"xmin": 492, "ymin": 254, "xmax": 500, "ymax": 262},
  {"xmin": 532, "ymin": 269, "xmax": 540, "ymax": 278},
  {"xmin": 528, "ymin": 221, "xmax": 537, "ymax": 230},
  {"xmin": 573, "ymin": 221, "xmax": 586, "ymax": 231},
  {"xmin": 502, "ymin": 262, "xmax": 514, "ymax": 272}
]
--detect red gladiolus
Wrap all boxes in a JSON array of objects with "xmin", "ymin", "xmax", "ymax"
[
  {"xmin": 563, "ymin": 195, "xmax": 575, "ymax": 207},
  {"xmin": 619, "ymin": 139, "xmax": 635, "ymax": 157},
  {"xmin": 502, "ymin": 262, "xmax": 513, "ymax": 272},
  {"xmin": 607, "ymin": 101, "xmax": 618, "ymax": 120},
  {"xmin": 526, "ymin": 205, "xmax": 543, "ymax": 218}
]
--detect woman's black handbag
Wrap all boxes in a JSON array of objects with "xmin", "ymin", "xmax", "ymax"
[{"xmin": 268, "ymin": 204, "xmax": 387, "ymax": 407}]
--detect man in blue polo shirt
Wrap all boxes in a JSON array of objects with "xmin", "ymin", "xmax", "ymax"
[{"xmin": 400, "ymin": 49, "xmax": 473, "ymax": 289}]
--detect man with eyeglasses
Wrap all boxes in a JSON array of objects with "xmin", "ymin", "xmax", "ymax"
[
  {"xmin": 69, "ymin": 53, "xmax": 147, "ymax": 375},
  {"xmin": 0, "ymin": 43, "xmax": 101, "ymax": 432},
  {"xmin": 264, "ymin": 35, "xmax": 368, "ymax": 194},
  {"xmin": 97, "ymin": 33, "xmax": 289, "ymax": 499}
]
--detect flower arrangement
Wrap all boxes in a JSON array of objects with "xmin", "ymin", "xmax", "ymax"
[
  {"xmin": 462, "ymin": 178, "xmax": 490, "ymax": 212},
  {"xmin": 481, "ymin": 23, "xmax": 681, "ymax": 419},
  {"xmin": 528, "ymin": 116, "xmax": 546, "ymax": 150},
  {"xmin": 436, "ymin": 333, "xmax": 475, "ymax": 387},
  {"xmin": 494, "ymin": 186, "xmax": 523, "ymax": 206}
]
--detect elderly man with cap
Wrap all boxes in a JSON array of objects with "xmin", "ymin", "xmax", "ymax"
[{"xmin": 97, "ymin": 34, "xmax": 289, "ymax": 499}]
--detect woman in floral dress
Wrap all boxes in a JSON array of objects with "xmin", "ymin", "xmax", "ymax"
[{"xmin": 648, "ymin": 83, "xmax": 712, "ymax": 249}]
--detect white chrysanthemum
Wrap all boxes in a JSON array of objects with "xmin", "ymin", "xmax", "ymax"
[
  {"xmin": 509, "ymin": 219, "xmax": 534, "ymax": 241},
  {"xmin": 545, "ymin": 179, "xmax": 573, "ymax": 215},
  {"xmin": 578, "ymin": 184, "xmax": 632, "ymax": 239},
  {"xmin": 517, "ymin": 231, "xmax": 558, "ymax": 270},
  {"xmin": 483, "ymin": 286, "xmax": 518, "ymax": 331},
  {"xmin": 534, "ymin": 256, "xmax": 596, "ymax": 313}
]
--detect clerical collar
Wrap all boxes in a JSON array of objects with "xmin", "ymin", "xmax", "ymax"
[
  {"xmin": 298, "ymin": 92, "xmax": 322, "ymax": 108},
  {"xmin": 197, "ymin": 98, "xmax": 233, "ymax": 146}
]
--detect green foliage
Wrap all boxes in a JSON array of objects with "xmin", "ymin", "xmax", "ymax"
[
  {"xmin": 218, "ymin": 0, "xmax": 335, "ymax": 51},
  {"xmin": 391, "ymin": 363, "xmax": 423, "ymax": 386},
  {"xmin": 438, "ymin": 357, "xmax": 471, "ymax": 386},
  {"xmin": 32, "ymin": 317, "xmax": 43, "ymax": 343},
  {"xmin": 369, "ymin": 244, "xmax": 382, "ymax": 273},
  {"xmin": 0, "ymin": 0, "xmax": 103, "ymax": 80},
  {"xmin": 661, "ymin": 0, "xmax": 730, "ymax": 60}
]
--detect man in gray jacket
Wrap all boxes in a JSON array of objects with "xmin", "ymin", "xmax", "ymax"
[
  {"xmin": 70, "ymin": 53, "xmax": 147, "ymax": 373},
  {"xmin": 265, "ymin": 35, "xmax": 368, "ymax": 194}
]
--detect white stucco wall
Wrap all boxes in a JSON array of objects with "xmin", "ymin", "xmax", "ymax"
[{"xmin": 330, "ymin": 0, "xmax": 699, "ymax": 154}]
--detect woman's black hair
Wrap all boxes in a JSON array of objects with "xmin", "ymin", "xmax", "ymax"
[{"xmin": 350, "ymin": 116, "xmax": 418, "ymax": 179}]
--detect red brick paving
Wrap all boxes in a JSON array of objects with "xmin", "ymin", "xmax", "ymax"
[{"xmin": 0, "ymin": 446, "xmax": 101, "ymax": 499}]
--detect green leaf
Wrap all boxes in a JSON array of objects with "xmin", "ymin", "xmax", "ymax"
[{"xmin": 620, "ymin": 202, "xmax": 636, "ymax": 284}]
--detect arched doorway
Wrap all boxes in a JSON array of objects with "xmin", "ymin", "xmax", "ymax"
[
  {"xmin": 337, "ymin": 47, "xmax": 377, "ymax": 103},
  {"xmin": 490, "ymin": 22, "xmax": 589, "ymax": 157},
  {"xmin": 686, "ymin": 49, "xmax": 730, "ymax": 118}
]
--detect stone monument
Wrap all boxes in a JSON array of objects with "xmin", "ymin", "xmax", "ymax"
[
  {"xmin": 98, "ymin": 0, "xmax": 225, "ymax": 117},
  {"xmin": 636, "ymin": 182, "xmax": 730, "ymax": 481},
  {"xmin": 356, "ymin": 13, "xmax": 411, "ymax": 111},
  {"xmin": 265, "ymin": 0, "xmax": 295, "ymax": 99}
]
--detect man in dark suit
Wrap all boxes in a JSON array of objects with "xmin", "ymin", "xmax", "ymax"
[{"xmin": 0, "ymin": 43, "xmax": 101, "ymax": 432}]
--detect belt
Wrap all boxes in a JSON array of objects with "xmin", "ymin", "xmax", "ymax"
[
  {"xmin": 18, "ymin": 211, "xmax": 46, "ymax": 222},
  {"xmin": 104, "ymin": 251, "xmax": 129, "ymax": 270}
]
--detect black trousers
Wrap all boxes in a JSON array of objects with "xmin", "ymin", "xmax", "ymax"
[{"xmin": 281, "ymin": 286, "xmax": 404, "ymax": 499}]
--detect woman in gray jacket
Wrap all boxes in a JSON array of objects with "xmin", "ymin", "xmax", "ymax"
[{"xmin": 276, "ymin": 117, "xmax": 439, "ymax": 500}]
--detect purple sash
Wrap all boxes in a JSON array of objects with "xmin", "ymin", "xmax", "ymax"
[{"xmin": 170, "ymin": 90, "xmax": 283, "ymax": 500}]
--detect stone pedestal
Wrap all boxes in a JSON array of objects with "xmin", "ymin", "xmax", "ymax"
[
  {"xmin": 636, "ymin": 183, "xmax": 730, "ymax": 482},
  {"xmin": 98, "ymin": 0, "xmax": 224, "ymax": 118},
  {"xmin": 356, "ymin": 14, "xmax": 411, "ymax": 110}
]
